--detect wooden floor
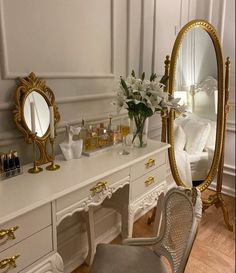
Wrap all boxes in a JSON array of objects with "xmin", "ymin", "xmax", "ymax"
[{"xmin": 73, "ymin": 190, "xmax": 235, "ymax": 273}]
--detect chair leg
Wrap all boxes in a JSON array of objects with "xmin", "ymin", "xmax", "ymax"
[{"xmin": 147, "ymin": 207, "xmax": 156, "ymax": 224}]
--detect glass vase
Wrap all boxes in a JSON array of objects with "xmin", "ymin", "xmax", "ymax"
[{"xmin": 131, "ymin": 116, "xmax": 149, "ymax": 148}]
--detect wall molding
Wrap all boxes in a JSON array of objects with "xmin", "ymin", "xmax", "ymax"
[
  {"xmin": 126, "ymin": 0, "xmax": 131, "ymax": 76},
  {"xmin": 209, "ymin": 180, "xmax": 235, "ymax": 197},
  {"xmin": 0, "ymin": 0, "xmax": 115, "ymax": 79},
  {"xmin": 0, "ymin": 93, "xmax": 116, "ymax": 111}
]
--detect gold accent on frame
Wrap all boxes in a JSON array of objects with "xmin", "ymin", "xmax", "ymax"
[
  {"xmin": 46, "ymin": 138, "xmax": 60, "ymax": 171},
  {"xmin": 13, "ymin": 72, "xmax": 60, "ymax": 166},
  {"xmin": 145, "ymin": 176, "xmax": 155, "ymax": 186},
  {"xmin": 90, "ymin": 181, "xmax": 107, "ymax": 196},
  {"xmin": 0, "ymin": 254, "xmax": 20, "ymax": 270},
  {"xmin": 166, "ymin": 20, "xmax": 233, "ymax": 231},
  {"xmin": 0, "ymin": 226, "xmax": 19, "ymax": 241},
  {"xmin": 145, "ymin": 159, "xmax": 155, "ymax": 168},
  {"xmin": 167, "ymin": 20, "xmax": 225, "ymax": 192}
]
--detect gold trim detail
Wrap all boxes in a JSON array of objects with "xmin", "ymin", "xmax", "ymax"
[
  {"xmin": 0, "ymin": 255, "xmax": 20, "ymax": 270},
  {"xmin": 145, "ymin": 159, "xmax": 155, "ymax": 168},
  {"xmin": 167, "ymin": 19, "xmax": 225, "ymax": 192},
  {"xmin": 13, "ymin": 72, "xmax": 60, "ymax": 166},
  {"xmin": 145, "ymin": 176, "xmax": 155, "ymax": 186},
  {"xmin": 90, "ymin": 181, "xmax": 107, "ymax": 196},
  {"xmin": 0, "ymin": 226, "xmax": 19, "ymax": 241}
]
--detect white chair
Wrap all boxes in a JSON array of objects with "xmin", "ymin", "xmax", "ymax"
[{"xmin": 89, "ymin": 187, "xmax": 202, "ymax": 273}]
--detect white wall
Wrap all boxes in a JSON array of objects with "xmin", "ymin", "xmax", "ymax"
[{"xmin": 0, "ymin": 0, "xmax": 234, "ymax": 271}]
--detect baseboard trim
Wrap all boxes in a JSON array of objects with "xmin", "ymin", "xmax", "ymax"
[{"xmin": 209, "ymin": 181, "xmax": 235, "ymax": 197}]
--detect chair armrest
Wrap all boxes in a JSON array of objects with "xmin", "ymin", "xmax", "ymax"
[{"xmin": 123, "ymin": 237, "xmax": 159, "ymax": 246}]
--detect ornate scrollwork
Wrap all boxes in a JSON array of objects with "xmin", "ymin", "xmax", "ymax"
[{"xmin": 13, "ymin": 72, "xmax": 60, "ymax": 165}]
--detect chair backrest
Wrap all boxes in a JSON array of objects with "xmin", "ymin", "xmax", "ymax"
[{"xmin": 153, "ymin": 187, "xmax": 202, "ymax": 273}]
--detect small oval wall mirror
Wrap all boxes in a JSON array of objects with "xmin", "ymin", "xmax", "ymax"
[
  {"xmin": 14, "ymin": 72, "xmax": 60, "ymax": 165},
  {"xmin": 167, "ymin": 20, "xmax": 225, "ymax": 192}
]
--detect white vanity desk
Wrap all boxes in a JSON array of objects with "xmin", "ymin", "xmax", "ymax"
[{"xmin": 0, "ymin": 140, "xmax": 169, "ymax": 273}]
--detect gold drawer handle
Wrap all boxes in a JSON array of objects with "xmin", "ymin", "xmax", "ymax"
[
  {"xmin": 145, "ymin": 159, "xmax": 155, "ymax": 168},
  {"xmin": 0, "ymin": 226, "xmax": 19, "ymax": 241},
  {"xmin": 90, "ymin": 181, "xmax": 107, "ymax": 196},
  {"xmin": 0, "ymin": 254, "xmax": 20, "ymax": 270},
  {"xmin": 145, "ymin": 176, "xmax": 155, "ymax": 186}
]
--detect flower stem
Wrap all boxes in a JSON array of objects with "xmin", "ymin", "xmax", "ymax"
[{"xmin": 132, "ymin": 115, "xmax": 147, "ymax": 147}]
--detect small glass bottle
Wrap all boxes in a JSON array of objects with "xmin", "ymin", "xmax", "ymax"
[{"xmin": 79, "ymin": 119, "xmax": 88, "ymax": 151}]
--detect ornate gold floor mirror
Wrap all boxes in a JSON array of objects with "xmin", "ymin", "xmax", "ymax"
[{"xmin": 164, "ymin": 20, "xmax": 232, "ymax": 231}]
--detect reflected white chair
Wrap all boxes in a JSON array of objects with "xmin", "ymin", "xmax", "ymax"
[{"xmin": 89, "ymin": 187, "xmax": 202, "ymax": 273}]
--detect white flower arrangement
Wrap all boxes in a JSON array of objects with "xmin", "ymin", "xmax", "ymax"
[
  {"xmin": 115, "ymin": 70, "xmax": 186, "ymax": 118},
  {"xmin": 114, "ymin": 70, "xmax": 186, "ymax": 147}
]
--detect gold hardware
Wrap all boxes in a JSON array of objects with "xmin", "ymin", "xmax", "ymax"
[
  {"xmin": 0, "ymin": 254, "xmax": 20, "ymax": 270},
  {"xmin": 90, "ymin": 181, "xmax": 107, "ymax": 196},
  {"xmin": 46, "ymin": 138, "xmax": 60, "ymax": 171},
  {"xmin": 145, "ymin": 159, "xmax": 155, "ymax": 168},
  {"xmin": 28, "ymin": 133, "xmax": 43, "ymax": 174},
  {"xmin": 0, "ymin": 226, "xmax": 19, "ymax": 241},
  {"xmin": 145, "ymin": 176, "xmax": 155, "ymax": 186}
]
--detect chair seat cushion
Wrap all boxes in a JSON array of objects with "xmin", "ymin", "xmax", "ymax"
[{"xmin": 90, "ymin": 244, "xmax": 167, "ymax": 273}]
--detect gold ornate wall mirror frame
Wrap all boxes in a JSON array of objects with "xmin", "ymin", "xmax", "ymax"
[
  {"xmin": 166, "ymin": 20, "xmax": 232, "ymax": 230},
  {"xmin": 14, "ymin": 72, "xmax": 60, "ymax": 166}
]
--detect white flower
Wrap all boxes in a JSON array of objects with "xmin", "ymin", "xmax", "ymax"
[{"xmin": 115, "ymin": 71, "xmax": 185, "ymax": 117}]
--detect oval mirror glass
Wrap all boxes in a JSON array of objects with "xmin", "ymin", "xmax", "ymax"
[
  {"xmin": 167, "ymin": 20, "xmax": 225, "ymax": 192},
  {"xmin": 174, "ymin": 28, "xmax": 217, "ymax": 187},
  {"xmin": 23, "ymin": 91, "xmax": 50, "ymax": 137}
]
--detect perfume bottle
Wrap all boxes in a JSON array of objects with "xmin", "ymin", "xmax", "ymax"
[{"xmin": 79, "ymin": 119, "xmax": 88, "ymax": 150}]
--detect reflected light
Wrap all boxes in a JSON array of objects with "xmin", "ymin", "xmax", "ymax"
[
  {"xmin": 214, "ymin": 90, "xmax": 218, "ymax": 114},
  {"xmin": 174, "ymin": 91, "xmax": 188, "ymax": 105}
]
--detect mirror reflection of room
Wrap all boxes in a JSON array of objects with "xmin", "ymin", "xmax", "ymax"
[
  {"xmin": 173, "ymin": 28, "xmax": 218, "ymax": 187},
  {"xmin": 24, "ymin": 91, "xmax": 50, "ymax": 137}
]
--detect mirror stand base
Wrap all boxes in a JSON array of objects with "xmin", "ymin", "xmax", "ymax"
[
  {"xmin": 28, "ymin": 165, "xmax": 43, "ymax": 174},
  {"xmin": 202, "ymin": 193, "xmax": 233, "ymax": 232},
  {"xmin": 46, "ymin": 163, "xmax": 60, "ymax": 171}
]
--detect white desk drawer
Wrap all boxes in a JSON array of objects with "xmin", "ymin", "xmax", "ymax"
[
  {"xmin": 131, "ymin": 164, "xmax": 166, "ymax": 201},
  {"xmin": 0, "ymin": 226, "xmax": 53, "ymax": 273},
  {"xmin": 56, "ymin": 168, "xmax": 129, "ymax": 213},
  {"xmin": 0, "ymin": 204, "xmax": 51, "ymax": 253},
  {"xmin": 130, "ymin": 151, "xmax": 166, "ymax": 181}
]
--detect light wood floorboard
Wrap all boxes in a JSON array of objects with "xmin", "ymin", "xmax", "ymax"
[{"xmin": 73, "ymin": 190, "xmax": 235, "ymax": 273}]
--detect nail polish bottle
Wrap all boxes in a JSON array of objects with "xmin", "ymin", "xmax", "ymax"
[
  {"xmin": 13, "ymin": 151, "xmax": 21, "ymax": 174},
  {"xmin": 3, "ymin": 154, "xmax": 10, "ymax": 177},
  {"xmin": 8, "ymin": 152, "xmax": 15, "ymax": 176}
]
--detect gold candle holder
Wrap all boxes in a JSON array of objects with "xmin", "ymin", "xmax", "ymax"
[
  {"xmin": 28, "ymin": 133, "xmax": 43, "ymax": 174},
  {"xmin": 46, "ymin": 138, "xmax": 60, "ymax": 171}
]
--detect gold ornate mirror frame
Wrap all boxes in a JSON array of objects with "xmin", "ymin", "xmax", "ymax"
[
  {"xmin": 13, "ymin": 72, "xmax": 60, "ymax": 165},
  {"xmin": 167, "ymin": 20, "xmax": 233, "ymax": 230}
]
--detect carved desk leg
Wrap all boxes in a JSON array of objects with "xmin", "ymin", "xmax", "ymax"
[
  {"xmin": 102, "ymin": 185, "xmax": 132, "ymax": 238},
  {"xmin": 85, "ymin": 207, "xmax": 95, "ymax": 266}
]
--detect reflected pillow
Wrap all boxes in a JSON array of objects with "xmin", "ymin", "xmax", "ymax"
[
  {"xmin": 183, "ymin": 119, "xmax": 211, "ymax": 154},
  {"xmin": 174, "ymin": 125, "xmax": 186, "ymax": 151},
  {"xmin": 205, "ymin": 121, "xmax": 216, "ymax": 148}
]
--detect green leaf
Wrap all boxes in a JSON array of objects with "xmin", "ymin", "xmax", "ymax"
[
  {"xmin": 160, "ymin": 75, "xmax": 169, "ymax": 85},
  {"xmin": 131, "ymin": 70, "xmax": 136, "ymax": 78},
  {"xmin": 150, "ymin": 73, "xmax": 157, "ymax": 81},
  {"xmin": 120, "ymin": 77, "xmax": 129, "ymax": 96},
  {"xmin": 141, "ymin": 72, "xmax": 145, "ymax": 81}
]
